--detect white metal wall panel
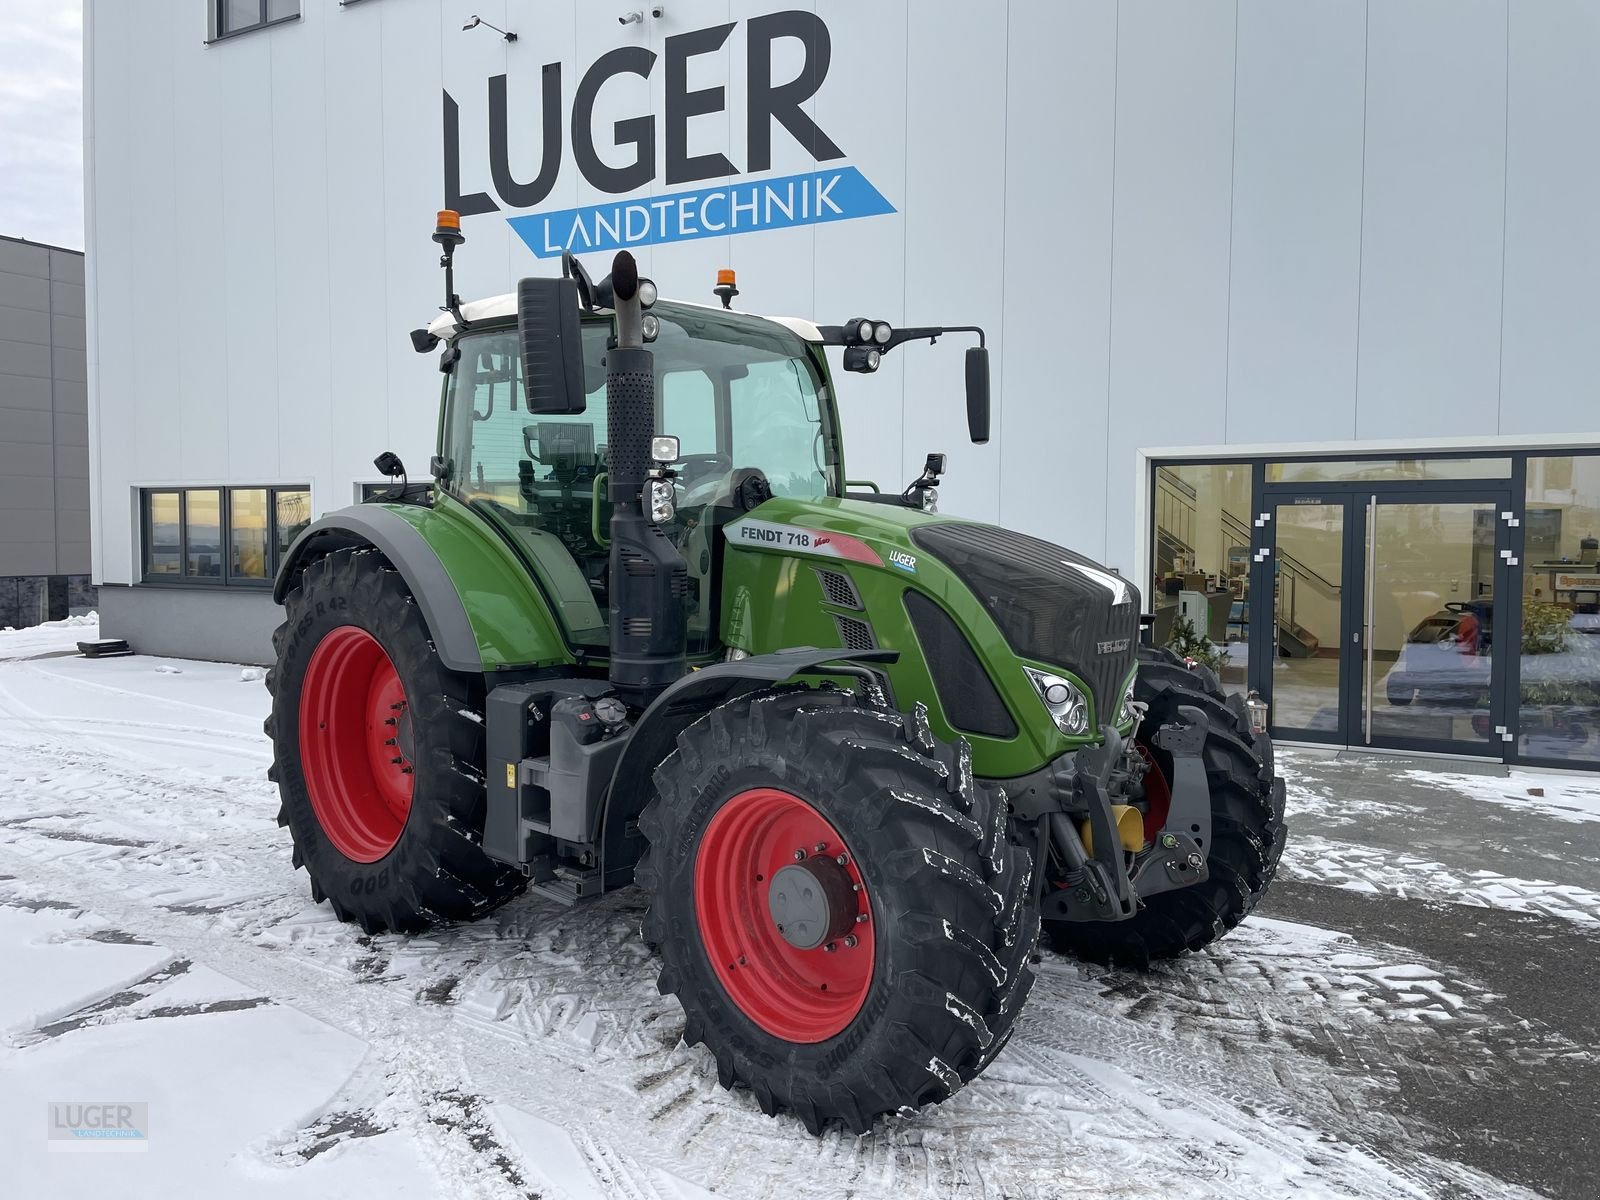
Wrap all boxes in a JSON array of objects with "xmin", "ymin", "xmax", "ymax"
[
  {"xmin": 997, "ymin": 0, "xmax": 1118, "ymax": 561},
  {"xmin": 1499, "ymin": 0, "xmax": 1600, "ymax": 436},
  {"xmin": 1227, "ymin": 0, "xmax": 1366, "ymax": 444},
  {"xmin": 86, "ymin": 0, "xmax": 140, "ymax": 584},
  {"xmin": 323, "ymin": 7, "xmax": 392, "ymax": 503},
  {"xmin": 122, "ymin": 10, "xmax": 181, "ymax": 494},
  {"xmin": 270, "ymin": 2, "xmax": 334, "ymax": 495},
  {"xmin": 812, "ymin": 0, "xmax": 909, "ymax": 499},
  {"xmin": 1356, "ymin": 0, "xmax": 1508, "ymax": 439},
  {"xmin": 165, "ymin": 4, "xmax": 227, "ymax": 502},
  {"xmin": 899, "ymin": 0, "xmax": 1008, "ymax": 523},
  {"xmin": 1105, "ymin": 0, "xmax": 1238, "ymax": 577},
  {"xmin": 379, "ymin": 1, "xmax": 450, "ymax": 475},
  {"xmin": 645, "ymin": 0, "xmax": 732, "ymax": 313},
  {"xmin": 220, "ymin": 32, "xmax": 282, "ymax": 483}
]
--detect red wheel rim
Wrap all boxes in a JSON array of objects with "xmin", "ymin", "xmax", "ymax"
[
  {"xmin": 1138, "ymin": 741, "xmax": 1172, "ymax": 842},
  {"xmin": 298, "ymin": 626, "xmax": 414, "ymax": 863},
  {"xmin": 694, "ymin": 788, "xmax": 875, "ymax": 1043}
]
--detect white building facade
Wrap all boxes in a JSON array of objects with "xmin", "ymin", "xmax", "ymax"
[{"xmin": 86, "ymin": 0, "xmax": 1600, "ymax": 768}]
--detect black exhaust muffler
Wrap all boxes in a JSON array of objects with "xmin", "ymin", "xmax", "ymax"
[{"xmin": 604, "ymin": 251, "xmax": 687, "ymax": 704}]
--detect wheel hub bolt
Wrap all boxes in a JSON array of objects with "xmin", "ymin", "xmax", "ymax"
[
  {"xmin": 1187, "ymin": 851, "xmax": 1204, "ymax": 867},
  {"xmin": 835, "ymin": 853, "xmax": 849, "ymax": 866},
  {"xmin": 793, "ymin": 848, "xmax": 806, "ymax": 861},
  {"xmin": 844, "ymin": 934, "xmax": 858, "ymax": 949},
  {"xmin": 814, "ymin": 842, "xmax": 827, "ymax": 854},
  {"xmin": 856, "ymin": 912, "xmax": 869, "ymax": 924},
  {"xmin": 824, "ymin": 941, "xmax": 838, "ymax": 953}
]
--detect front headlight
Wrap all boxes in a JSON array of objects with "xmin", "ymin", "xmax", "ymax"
[{"xmin": 1025, "ymin": 667, "xmax": 1089, "ymax": 736}]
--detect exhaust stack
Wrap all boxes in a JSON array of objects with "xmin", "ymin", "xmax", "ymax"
[{"xmin": 604, "ymin": 251, "xmax": 687, "ymax": 703}]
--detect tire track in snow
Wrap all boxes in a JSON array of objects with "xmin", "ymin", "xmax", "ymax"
[
  {"xmin": 0, "ymin": 670, "xmax": 1540, "ymax": 1199},
  {"xmin": 0, "ymin": 817, "xmax": 1513, "ymax": 1200}
]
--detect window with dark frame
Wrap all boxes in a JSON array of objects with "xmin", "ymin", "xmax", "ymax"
[
  {"xmin": 140, "ymin": 487, "xmax": 310, "ymax": 585},
  {"xmin": 212, "ymin": 0, "xmax": 300, "ymax": 41}
]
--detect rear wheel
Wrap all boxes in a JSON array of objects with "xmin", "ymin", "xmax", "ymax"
[
  {"xmin": 638, "ymin": 688, "xmax": 1037, "ymax": 1134},
  {"xmin": 266, "ymin": 547, "xmax": 525, "ymax": 933},
  {"xmin": 1046, "ymin": 649, "xmax": 1287, "ymax": 968}
]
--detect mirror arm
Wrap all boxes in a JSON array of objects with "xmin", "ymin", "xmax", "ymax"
[
  {"xmin": 883, "ymin": 324, "xmax": 985, "ymax": 352},
  {"xmin": 817, "ymin": 324, "xmax": 987, "ymax": 352}
]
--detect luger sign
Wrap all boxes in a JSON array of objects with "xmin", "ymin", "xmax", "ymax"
[{"xmin": 442, "ymin": 10, "xmax": 895, "ymax": 258}]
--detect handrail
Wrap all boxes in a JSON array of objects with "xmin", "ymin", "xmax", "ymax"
[
  {"xmin": 1152, "ymin": 478, "xmax": 1340, "ymax": 611},
  {"xmin": 1222, "ymin": 507, "xmax": 1340, "ymax": 595},
  {"xmin": 1155, "ymin": 466, "xmax": 1199, "ymax": 502},
  {"xmin": 591, "ymin": 472, "xmax": 610, "ymax": 547}
]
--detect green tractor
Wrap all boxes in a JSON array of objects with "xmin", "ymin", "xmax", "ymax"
[{"xmin": 265, "ymin": 213, "xmax": 1287, "ymax": 1133}]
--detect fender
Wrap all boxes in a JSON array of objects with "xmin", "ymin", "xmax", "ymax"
[
  {"xmin": 275, "ymin": 506, "xmax": 485, "ymax": 674},
  {"xmin": 599, "ymin": 647, "xmax": 898, "ymax": 887}
]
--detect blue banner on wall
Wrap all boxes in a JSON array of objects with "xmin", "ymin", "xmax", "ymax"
[{"xmin": 507, "ymin": 166, "xmax": 895, "ymax": 259}]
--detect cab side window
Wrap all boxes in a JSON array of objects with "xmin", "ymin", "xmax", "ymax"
[
  {"xmin": 661, "ymin": 370, "xmax": 716, "ymax": 455},
  {"xmin": 729, "ymin": 357, "xmax": 828, "ymax": 497}
]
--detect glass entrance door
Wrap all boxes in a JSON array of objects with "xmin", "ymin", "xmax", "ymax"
[
  {"xmin": 1361, "ymin": 494, "xmax": 1509, "ymax": 753},
  {"xmin": 1263, "ymin": 500, "xmax": 1349, "ymax": 737},
  {"xmin": 1253, "ymin": 489, "xmax": 1513, "ymax": 754}
]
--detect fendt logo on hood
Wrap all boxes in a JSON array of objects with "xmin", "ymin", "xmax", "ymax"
[{"xmin": 442, "ymin": 10, "xmax": 895, "ymax": 258}]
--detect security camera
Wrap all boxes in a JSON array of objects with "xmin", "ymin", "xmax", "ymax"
[
  {"xmin": 651, "ymin": 5, "xmax": 666, "ymax": 17},
  {"xmin": 618, "ymin": 10, "xmax": 642, "ymax": 24}
]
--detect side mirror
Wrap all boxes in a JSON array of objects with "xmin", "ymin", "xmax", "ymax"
[
  {"xmin": 965, "ymin": 346, "xmax": 991, "ymax": 444},
  {"xmin": 516, "ymin": 276, "xmax": 587, "ymax": 415}
]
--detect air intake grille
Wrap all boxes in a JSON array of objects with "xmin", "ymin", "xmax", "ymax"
[
  {"xmin": 910, "ymin": 522, "xmax": 1139, "ymax": 727},
  {"xmin": 815, "ymin": 567, "xmax": 863, "ymax": 610},
  {"xmin": 834, "ymin": 614, "xmax": 877, "ymax": 651},
  {"xmin": 903, "ymin": 591, "xmax": 1017, "ymax": 739}
]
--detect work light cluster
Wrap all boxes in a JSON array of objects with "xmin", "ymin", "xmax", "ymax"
[{"xmin": 841, "ymin": 316, "xmax": 892, "ymax": 373}]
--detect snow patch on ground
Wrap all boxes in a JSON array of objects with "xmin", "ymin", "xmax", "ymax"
[
  {"xmin": 0, "ymin": 613, "xmax": 100, "ymax": 661},
  {"xmin": 1396, "ymin": 766, "xmax": 1600, "ymax": 824},
  {"xmin": 1280, "ymin": 834, "xmax": 1600, "ymax": 925}
]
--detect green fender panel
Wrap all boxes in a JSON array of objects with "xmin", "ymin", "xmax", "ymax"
[{"xmin": 274, "ymin": 496, "xmax": 573, "ymax": 675}]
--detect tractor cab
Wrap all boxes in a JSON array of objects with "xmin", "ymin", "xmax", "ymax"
[{"xmin": 422, "ymin": 294, "xmax": 840, "ymax": 660}]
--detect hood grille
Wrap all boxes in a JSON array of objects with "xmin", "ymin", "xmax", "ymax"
[{"xmin": 910, "ymin": 522, "xmax": 1141, "ymax": 727}]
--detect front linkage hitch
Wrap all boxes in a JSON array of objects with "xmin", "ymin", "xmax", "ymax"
[{"xmin": 1041, "ymin": 706, "xmax": 1213, "ymax": 924}]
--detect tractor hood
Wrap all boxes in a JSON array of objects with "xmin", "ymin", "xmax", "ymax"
[
  {"xmin": 719, "ymin": 496, "xmax": 1142, "ymax": 777},
  {"xmin": 906, "ymin": 521, "xmax": 1143, "ymax": 731}
]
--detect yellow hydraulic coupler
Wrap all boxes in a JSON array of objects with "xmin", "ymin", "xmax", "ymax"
[{"xmin": 1081, "ymin": 805, "xmax": 1147, "ymax": 856}]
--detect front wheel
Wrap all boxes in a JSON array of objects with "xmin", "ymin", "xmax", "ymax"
[
  {"xmin": 637, "ymin": 688, "xmax": 1037, "ymax": 1134},
  {"xmin": 1046, "ymin": 651, "xmax": 1287, "ymax": 968}
]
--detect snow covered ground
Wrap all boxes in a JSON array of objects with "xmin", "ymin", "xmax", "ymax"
[{"xmin": 1, "ymin": 618, "xmax": 1588, "ymax": 1199}]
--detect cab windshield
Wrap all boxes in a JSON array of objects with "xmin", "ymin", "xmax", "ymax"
[{"xmin": 440, "ymin": 302, "xmax": 839, "ymax": 654}]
